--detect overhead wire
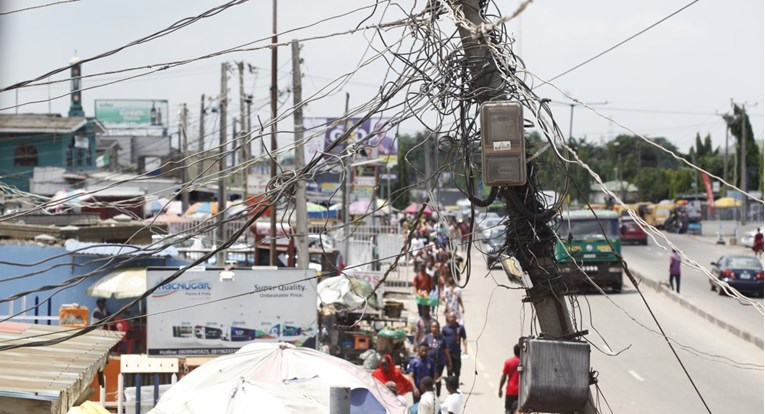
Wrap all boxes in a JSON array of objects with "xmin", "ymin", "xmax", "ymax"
[{"xmin": 0, "ymin": 6, "xmax": 758, "ymax": 407}]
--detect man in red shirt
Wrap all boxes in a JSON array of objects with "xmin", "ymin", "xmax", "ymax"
[
  {"xmin": 498, "ymin": 343, "xmax": 521, "ymax": 413},
  {"xmin": 413, "ymin": 267, "xmax": 433, "ymax": 318}
]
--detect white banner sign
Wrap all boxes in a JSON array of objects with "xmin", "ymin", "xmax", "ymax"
[{"xmin": 147, "ymin": 268, "xmax": 317, "ymax": 356}]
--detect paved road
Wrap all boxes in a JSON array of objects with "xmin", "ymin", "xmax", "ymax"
[
  {"xmin": 438, "ymin": 244, "xmax": 764, "ymax": 414},
  {"xmin": 621, "ymin": 231, "xmax": 763, "ymax": 346}
]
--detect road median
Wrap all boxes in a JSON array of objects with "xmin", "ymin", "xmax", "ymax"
[{"xmin": 633, "ymin": 269, "xmax": 764, "ymax": 349}]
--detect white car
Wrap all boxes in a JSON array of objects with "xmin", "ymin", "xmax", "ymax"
[
  {"xmin": 307, "ymin": 233, "xmax": 334, "ymax": 250},
  {"xmin": 477, "ymin": 217, "xmax": 504, "ymax": 241},
  {"xmin": 740, "ymin": 230, "xmax": 757, "ymax": 248}
]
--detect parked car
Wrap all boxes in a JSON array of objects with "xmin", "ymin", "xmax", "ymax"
[
  {"xmin": 620, "ymin": 217, "xmax": 648, "ymax": 245},
  {"xmin": 484, "ymin": 227, "xmax": 506, "ymax": 269},
  {"xmin": 740, "ymin": 230, "xmax": 756, "ymax": 248},
  {"xmin": 709, "ymin": 255, "xmax": 764, "ymax": 297},
  {"xmin": 307, "ymin": 233, "xmax": 334, "ymax": 250}
]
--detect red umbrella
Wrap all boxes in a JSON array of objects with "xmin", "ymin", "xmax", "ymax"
[{"xmin": 403, "ymin": 202, "xmax": 432, "ymax": 217}]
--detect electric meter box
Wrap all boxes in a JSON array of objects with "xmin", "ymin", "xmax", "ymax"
[
  {"xmin": 480, "ymin": 101, "xmax": 526, "ymax": 186},
  {"xmin": 518, "ymin": 338, "xmax": 591, "ymax": 412}
]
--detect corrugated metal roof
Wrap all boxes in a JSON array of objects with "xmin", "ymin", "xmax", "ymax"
[
  {"xmin": 0, "ymin": 322, "xmax": 121, "ymax": 412},
  {"xmin": 64, "ymin": 239, "xmax": 179, "ymax": 257},
  {"xmin": 0, "ymin": 114, "xmax": 88, "ymax": 134}
]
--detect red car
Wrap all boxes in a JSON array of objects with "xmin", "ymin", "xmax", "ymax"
[{"xmin": 620, "ymin": 217, "xmax": 648, "ymax": 245}]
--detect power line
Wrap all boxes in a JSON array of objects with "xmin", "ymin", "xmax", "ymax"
[
  {"xmin": 542, "ymin": 0, "xmax": 700, "ymax": 85},
  {"xmin": 0, "ymin": 0, "xmax": 80, "ymax": 16}
]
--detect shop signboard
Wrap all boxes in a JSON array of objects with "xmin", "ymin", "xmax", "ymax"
[{"xmin": 146, "ymin": 267, "xmax": 317, "ymax": 356}]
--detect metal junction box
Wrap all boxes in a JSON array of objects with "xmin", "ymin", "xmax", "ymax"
[
  {"xmin": 480, "ymin": 101, "xmax": 527, "ymax": 186},
  {"xmin": 518, "ymin": 338, "xmax": 591, "ymax": 412}
]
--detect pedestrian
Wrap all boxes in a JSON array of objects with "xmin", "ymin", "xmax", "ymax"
[
  {"xmin": 411, "ymin": 233, "xmax": 425, "ymax": 267},
  {"xmin": 423, "ymin": 320, "xmax": 451, "ymax": 397},
  {"xmin": 413, "ymin": 266, "xmax": 434, "ymax": 318},
  {"xmin": 373, "ymin": 354, "xmax": 415, "ymax": 399},
  {"xmin": 414, "ymin": 312, "xmax": 433, "ymax": 351},
  {"xmin": 407, "ymin": 343, "xmax": 435, "ymax": 402},
  {"xmin": 754, "ymin": 228, "xmax": 763, "ymax": 259},
  {"xmin": 498, "ymin": 343, "xmax": 521, "ymax": 414},
  {"xmin": 669, "ymin": 249, "xmax": 681, "ymax": 293},
  {"xmin": 442, "ymin": 276, "xmax": 464, "ymax": 325},
  {"xmin": 91, "ymin": 298, "xmax": 110, "ymax": 328},
  {"xmin": 439, "ymin": 376, "xmax": 463, "ymax": 414},
  {"xmin": 442, "ymin": 312, "xmax": 467, "ymax": 383},
  {"xmin": 458, "ymin": 219, "xmax": 469, "ymax": 252},
  {"xmin": 417, "ymin": 376, "xmax": 438, "ymax": 414}
]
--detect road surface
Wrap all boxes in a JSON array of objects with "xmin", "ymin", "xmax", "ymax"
[{"xmin": 444, "ymin": 240, "xmax": 764, "ymax": 414}]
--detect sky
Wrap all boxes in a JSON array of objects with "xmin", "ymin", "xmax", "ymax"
[{"xmin": 1, "ymin": 0, "xmax": 763, "ymax": 156}]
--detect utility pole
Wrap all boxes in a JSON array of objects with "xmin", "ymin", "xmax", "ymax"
[
  {"xmin": 292, "ymin": 40, "xmax": 309, "ymax": 270},
  {"xmin": 452, "ymin": 1, "xmax": 597, "ymax": 413},
  {"xmin": 238, "ymin": 61, "xmax": 249, "ymax": 192},
  {"xmin": 198, "ymin": 94, "xmax": 205, "ymax": 179},
  {"xmin": 423, "ymin": 135, "xmax": 432, "ymax": 199},
  {"xmin": 723, "ymin": 123, "xmax": 729, "ymax": 192},
  {"xmin": 232, "ymin": 117, "xmax": 238, "ymax": 175},
  {"xmin": 269, "ymin": 0, "xmax": 279, "ymax": 267},
  {"xmin": 217, "ymin": 63, "xmax": 228, "ymax": 266},
  {"xmin": 180, "ymin": 103, "xmax": 190, "ymax": 213},
  {"xmin": 740, "ymin": 104, "xmax": 747, "ymax": 225},
  {"xmin": 341, "ymin": 93, "xmax": 351, "ymax": 269}
]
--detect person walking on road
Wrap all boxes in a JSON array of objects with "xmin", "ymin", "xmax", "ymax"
[
  {"xmin": 442, "ymin": 312, "xmax": 467, "ymax": 383},
  {"xmin": 754, "ymin": 228, "xmax": 763, "ymax": 259},
  {"xmin": 417, "ymin": 376, "xmax": 438, "ymax": 414},
  {"xmin": 498, "ymin": 343, "xmax": 521, "ymax": 414},
  {"xmin": 414, "ymin": 266, "xmax": 434, "ymax": 318},
  {"xmin": 669, "ymin": 249, "xmax": 681, "ymax": 293},
  {"xmin": 442, "ymin": 276, "xmax": 465, "ymax": 325},
  {"xmin": 439, "ymin": 376, "xmax": 463, "ymax": 414},
  {"xmin": 423, "ymin": 320, "xmax": 451, "ymax": 397},
  {"xmin": 407, "ymin": 343, "xmax": 435, "ymax": 403}
]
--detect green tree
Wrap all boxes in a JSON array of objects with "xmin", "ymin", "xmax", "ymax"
[
  {"xmin": 636, "ymin": 168, "xmax": 671, "ymax": 201},
  {"xmin": 669, "ymin": 169, "xmax": 694, "ymax": 197},
  {"xmin": 723, "ymin": 103, "xmax": 761, "ymax": 192}
]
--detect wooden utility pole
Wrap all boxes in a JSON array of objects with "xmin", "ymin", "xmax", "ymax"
[
  {"xmin": 180, "ymin": 103, "xmax": 190, "ymax": 212},
  {"xmin": 341, "ymin": 92, "xmax": 351, "ymax": 268},
  {"xmin": 269, "ymin": 0, "xmax": 278, "ymax": 266},
  {"xmin": 740, "ymin": 104, "xmax": 747, "ymax": 224},
  {"xmin": 238, "ymin": 61, "xmax": 249, "ymax": 191},
  {"xmin": 217, "ymin": 63, "xmax": 228, "ymax": 266},
  {"xmin": 292, "ymin": 40, "xmax": 309, "ymax": 270},
  {"xmin": 452, "ymin": 2, "xmax": 596, "ymax": 412},
  {"xmin": 198, "ymin": 94, "xmax": 205, "ymax": 179}
]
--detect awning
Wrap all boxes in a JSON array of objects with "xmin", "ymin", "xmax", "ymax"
[{"xmin": 87, "ymin": 268, "xmax": 147, "ymax": 299}]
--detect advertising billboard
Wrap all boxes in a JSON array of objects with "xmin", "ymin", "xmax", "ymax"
[
  {"xmin": 146, "ymin": 267, "xmax": 317, "ymax": 356},
  {"xmin": 303, "ymin": 117, "xmax": 398, "ymax": 166},
  {"xmin": 95, "ymin": 99, "xmax": 169, "ymax": 128}
]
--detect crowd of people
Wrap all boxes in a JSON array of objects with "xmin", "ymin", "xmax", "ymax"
[{"xmin": 367, "ymin": 213, "xmax": 523, "ymax": 414}]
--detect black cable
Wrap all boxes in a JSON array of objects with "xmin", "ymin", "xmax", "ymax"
[
  {"xmin": 468, "ymin": 185, "xmax": 498, "ymax": 207},
  {"xmin": 543, "ymin": 0, "xmax": 700, "ymax": 85}
]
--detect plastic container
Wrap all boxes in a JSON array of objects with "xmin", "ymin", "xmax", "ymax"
[{"xmin": 354, "ymin": 336, "xmax": 370, "ymax": 350}]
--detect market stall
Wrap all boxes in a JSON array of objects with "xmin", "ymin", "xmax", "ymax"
[{"xmin": 317, "ymin": 276, "xmax": 411, "ymax": 365}]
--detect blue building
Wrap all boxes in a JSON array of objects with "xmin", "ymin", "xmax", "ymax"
[
  {"xmin": 0, "ymin": 59, "xmax": 104, "ymax": 193},
  {"xmin": 0, "ymin": 241, "xmax": 188, "ymax": 326},
  {"xmin": 0, "ymin": 114, "xmax": 104, "ymax": 192}
]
